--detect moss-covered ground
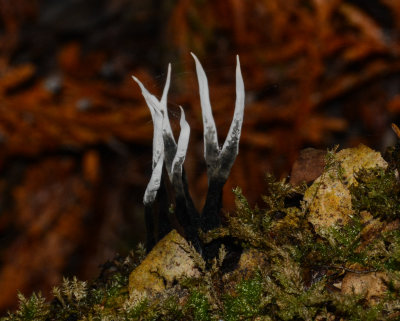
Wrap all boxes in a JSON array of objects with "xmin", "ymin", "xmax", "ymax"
[{"xmin": 3, "ymin": 145, "xmax": 400, "ymax": 320}]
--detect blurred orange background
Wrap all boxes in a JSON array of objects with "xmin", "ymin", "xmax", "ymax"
[{"xmin": 1, "ymin": 0, "xmax": 400, "ymax": 314}]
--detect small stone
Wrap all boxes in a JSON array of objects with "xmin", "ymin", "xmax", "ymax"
[
  {"xmin": 128, "ymin": 230, "xmax": 201, "ymax": 298},
  {"xmin": 341, "ymin": 272, "xmax": 388, "ymax": 304},
  {"xmin": 335, "ymin": 144, "xmax": 387, "ymax": 186},
  {"xmin": 304, "ymin": 175, "xmax": 353, "ymax": 236},
  {"xmin": 304, "ymin": 144, "xmax": 388, "ymax": 237}
]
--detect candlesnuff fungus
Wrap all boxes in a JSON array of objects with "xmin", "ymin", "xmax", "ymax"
[{"xmin": 132, "ymin": 53, "xmax": 245, "ymax": 258}]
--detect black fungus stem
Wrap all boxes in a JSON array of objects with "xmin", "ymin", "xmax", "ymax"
[
  {"xmin": 201, "ymin": 178, "xmax": 224, "ymax": 232},
  {"xmin": 144, "ymin": 204, "xmax": 156, "ymax": 253}
]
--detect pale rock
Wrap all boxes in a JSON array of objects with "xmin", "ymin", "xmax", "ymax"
[
  {"xmin": 335, "ymin": 144, "xmax": 387, "ymax": 186},
  {"xmin": 128, "ymin": 230, "xmax": 201, "ymax": 298},
  {"xmin": 304, "ymin": 144, "xmax": 387, "ymax": 237},
  {"xmin": 341, "ymin": 272, "xmax": 388, "ymax": 304}
]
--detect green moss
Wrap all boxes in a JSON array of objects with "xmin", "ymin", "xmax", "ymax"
[
  {"xmin": 185, "ymin": 291, "xmax": 211, "ymax": 321},
  {"xmin": 5, "ymin": 146, "xmax": 400, "ymax": 320},
  {"xmin": 382, "ymin": 230, "xmax": 400, "ymax": 271},
  {"xmin": 123, "ymin": 297, "xmax": 149, "ymax": 319},
  {"xmin": 223, "ymin": 275, "xmax": 263, "ymax": 321},
  {"xmin": 1, "ymin": 246, "xmax": 145, "ymax": 321},
  {"xmin": 384, "ymin": 142, "xmax": 400, "ymax": 173},
  {"xmin": 2, "ymin": 293, "xmax": 49, "ymax": 321},
  {"xmin": 331, "ymin": 293, "xmax": 386, "ymax": 321},
  {"xmin": 304, "ymin": 217, "xmax": 366, "ymax": 267},
  {"xmin": 350, "ymin": 167, "xmax": 400, "ymax": 221},
  {"xmin": 324, "ymin": 145, "xmax": 345, "ymax": 182},
  {"xmin": 206, "ymin": 175, "xmax": 307, "ymax": 250}
]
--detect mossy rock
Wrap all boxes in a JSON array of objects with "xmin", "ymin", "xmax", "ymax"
[
  {"xmin": 304, "ymin": 144, "xmax": 387, "ymax": 237},
  {"xmin": 128, "ymin": 229, "xmax": 201, "ymax": 297}
]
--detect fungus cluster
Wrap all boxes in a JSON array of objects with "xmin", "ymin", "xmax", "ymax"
[{"xmin": 132, "ymin": 53, "xmax": 245, "ymax": 258}]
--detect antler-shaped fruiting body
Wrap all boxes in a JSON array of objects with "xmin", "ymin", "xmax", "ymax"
[
  {"xmin": 191, "ymin": 53, "xmax": 245, "ymax": 232},
  {"xmin": 132, "ymin": 65, "xmax": 202, "ymax": 253},
  {"xmin": 132, "ymin": 54, "xmax": 245, "ymax": 258}
]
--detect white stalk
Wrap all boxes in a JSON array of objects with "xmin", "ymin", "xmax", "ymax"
[
  {"xmin": 191, "ymin": 53, "xmax": 220, "ymax": 168},
  {"xmin": 132, "ymin": 71, "xmax": 169, "ymax": 204},
  {"xmin": 219, "ymin": 55, "xmax": 245, "ymax": 179},
  {"xmin": 131, "ymin": 76, "xmax": 164, "ymax": 169},
  {"xmin": 192, "ymin": 54, "xmax": 245, "ymax": 181},
  {"xmin": 159, "ymin": 63, "xmax": 176, "ymax": 148},
  {"xmin": 171, "ymin": 106, "xmax": 190, "ymax": 180},
  {"xmin": 143, "ymin": 153, "xmax": 164, "ymax": 205}
]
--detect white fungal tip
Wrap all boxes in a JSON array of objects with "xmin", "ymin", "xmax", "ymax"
[
  {"xmin": 161, "ymin": 64, "xmax": 172, "ymax": 105},
  {"xmin": 219, "ymin": 53, "xmax": 245, "ymax": 179},
  {"xmin": 171, "ymin": 106, "xmax": 190, "ymax": 177},
  {"xmin": 191, "ymin": 53, "xmax": 203, "ymax": 68},
  {"xmin": 191, "ymin": 52, "xmax": 219, "ymax": 166},
  {"xmin": 131, "ymin": 75, "xmax": 147, "ymax": 92}
]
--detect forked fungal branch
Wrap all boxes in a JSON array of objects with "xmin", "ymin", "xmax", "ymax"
[{"xmin": 132, "ymin": 53, "xmax": 245, "ymax": 257}]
